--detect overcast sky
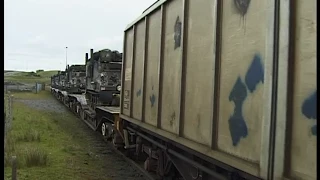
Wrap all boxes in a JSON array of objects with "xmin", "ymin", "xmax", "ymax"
[{"xmin": 4, "ymin": 0, "xmax": 154, "ymax": 71}]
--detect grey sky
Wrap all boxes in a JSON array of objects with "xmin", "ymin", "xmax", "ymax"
[{"xmin": 4, "ymin": 0, "xmax": 154, "ymax": 71}]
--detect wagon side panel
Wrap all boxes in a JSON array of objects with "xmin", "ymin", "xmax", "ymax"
[
  {"xmin": 159, "ymin": 0, "xmax": 183, "ymax": 134},
  {"xmin": 182, "ymin": 0, "xmax": 216, "ymax": 146},
  {"xmin": 216, "ymin": 0, "xmax": 274, "ymax": 168},
  {"xmin": 144, "ymin": 10, "xmax": 162, "ymax": 126},
  {"xmin": 132, "ymin": 21, "xmax": 146, "ymax": 120},
  {"xmin": 287, "ymin": 0, "xmax": 317, "ymax": 179},
  {"xmin": 122, "ymin": 29, "xmax": 134, "ymax": 116}
]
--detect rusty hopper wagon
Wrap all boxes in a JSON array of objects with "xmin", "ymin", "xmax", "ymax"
[{"xmin": 50, "ymin": 0, "xmax": 317, "ymax": 179}]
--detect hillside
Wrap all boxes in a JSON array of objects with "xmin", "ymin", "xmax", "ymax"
[{"xmin": 4, "ymin": 70, "xmax": 59, "ymax": 84}]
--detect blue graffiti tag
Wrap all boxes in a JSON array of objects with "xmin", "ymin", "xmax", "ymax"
[
  {"xmin": 150, "ymin": 94, "xmax": 156, "ymax": 107},
  {"xmin": 234, "ymin": 0, "xmax": 251, "ymax": 16},
  {"xmin": 174, "ymin": 16, "xmax": 182, "ymax": 49},
  {"xmin": 149, "ymin": 85, "xmax": 156, "ymax": 107},
  {"xmin": 245, "ymin": 54, "xmax": 264, "ymax": 92},
  {"xmin": 228, "ymin": 54, "xmax": 264, "ymax": 146},
  {"xmin": 229, "ymin": 77, "xmax": 248, "ymax": 146},
  {"xmin": 136, "ymin": 89, "xmax": 142, "ymax": 97},
  {"xmin": 302, "ymin": 90, "xmax": 317, "ymax": 136}
]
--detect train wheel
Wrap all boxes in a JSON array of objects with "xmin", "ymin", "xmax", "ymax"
[{"xmin": 101, "ymin": 122, "xmax": 106, "ymax": 136}]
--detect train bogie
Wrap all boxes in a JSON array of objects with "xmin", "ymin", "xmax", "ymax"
[{"xmin": 120, "ymin": 0, "xmax": 317, "ymax": 179}]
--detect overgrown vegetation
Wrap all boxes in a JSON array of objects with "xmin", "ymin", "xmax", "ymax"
[
  {"xmin": 11, "ymin": 91, "xmax": 52, "ymax": 99},
  {"xmin": 4, "ymin": 91, "xmax": 112, "ymax": 180},
  {"xmin": 4, "ymin": 70, "xmax": 58, "ymax": 84}
]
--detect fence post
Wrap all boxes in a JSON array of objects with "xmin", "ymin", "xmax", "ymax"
[
  {"xmin": 4, "ymin": 98, "xmax": 6, "ymax": 151},
  {"xmin": 11, "ymin": 156, "xmax": 17, "ymax": 180}
]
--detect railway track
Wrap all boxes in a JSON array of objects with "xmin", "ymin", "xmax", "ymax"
[{"xmin": 54, "ymin": 96, "xmax": 158, "ymax": 180}]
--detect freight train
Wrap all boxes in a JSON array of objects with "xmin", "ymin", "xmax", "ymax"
[{"xmin": 50, "ymin": 0, "xmax": 317, "ymax": 180}]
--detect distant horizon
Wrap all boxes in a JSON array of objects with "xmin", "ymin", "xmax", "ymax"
[
  {"xmin": 4, "ymin": 63, "xmax": 86, "ymax": 72},
  {"xmin": 4, "ymin": 69, "xmax": 60, "ymax": 72}
]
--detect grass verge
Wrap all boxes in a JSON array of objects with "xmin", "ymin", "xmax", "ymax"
[
  {"xmin": 4, "ymin": 91, "xmax": 111, "ymax": 180},
  {"xmin": 4, "ymin": 70, "xmax": 58, "ymax": 84}
]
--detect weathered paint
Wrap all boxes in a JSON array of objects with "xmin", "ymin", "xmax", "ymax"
[
  {"xmin": 228, "ymin": 77, "xmax": 248, "ymax": 146},
  {"xmin": 245, "ymin": 54, "xmax": 264, "ymax": 93},
  {"xmin": 136, "ymin": 89, "xmax": 142, "ymax": 97},
  {"xmin": 132, "ymin": 21, "xmax": 146, "ymax": 120},
  {"xmin": 302, "ymin": 91, "xmax": 317, "ymax": 136},
  {"xmin": 122, "ymin": 30, "xmax": 134, "ymax": 116},
  {"xmin": 287, "ymin": 0, "xmax": 317, "ymax": 179},
  {"xmin": 234, "ymin": 0, "xmax": 251, "ymax": 16},
  {"xmin": 217, "ymin": 0, "xmax": 269, "ymax": 163},
  {"xmin": 143, "ymin": 10, "xmax": 161, "ymax": 126},
  {"xmin": 182, "ymin": 0, "xmax": 216, "ymax": 146},
  {"xmin": 174, "ymin": 16, "xmax": 182, "ymax": 49},
  {"xmin": 160, "ymin": 0, "xmax": 183, "ymax": 133},
  {"xmin": 150, "ymin": 94, "xmax": 156, "ymax": 107},
  {"xmin": 228, "ymin": 54, "xmax": 264, "ymax": 146}
]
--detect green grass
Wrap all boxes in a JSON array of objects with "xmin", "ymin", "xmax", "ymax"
[
  {"xmin": 4, "ymin": 70, "xmax": 58, "ymax": 84},
  {"xmin": 11, "ymin": 91, "xmax": 52, "ymax": 100},
  {"xmin": 37, "ymin": 70, "xmax": 59, "ymax": 78},
  {"xmin": 4, "ymin": 91, "xmax": 111, "ymax": 180}
]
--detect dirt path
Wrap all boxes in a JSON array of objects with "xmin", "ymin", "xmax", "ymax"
[{"xmin": 14, "ymin": 95, "xmax": 146, "ymax": 180}]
